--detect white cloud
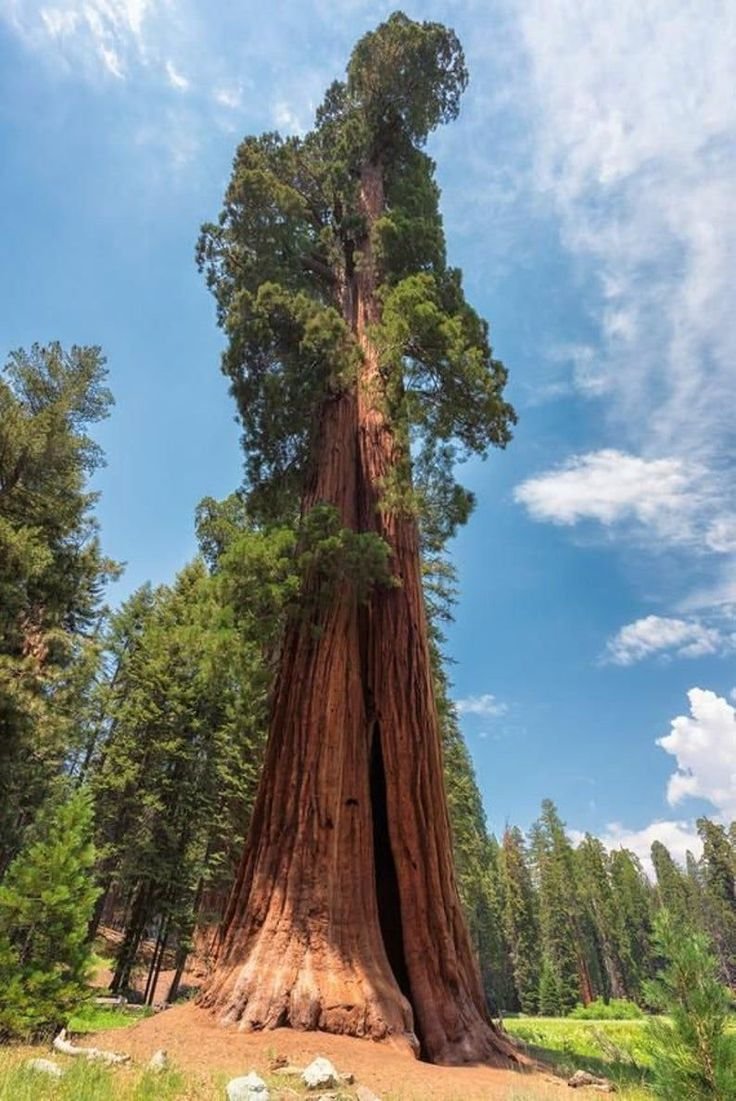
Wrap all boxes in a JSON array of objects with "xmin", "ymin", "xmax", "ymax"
[
  {"xmin": 165, "ymin": 59, "xmax": 188, "ymax": 91},
  {"xmin": 515, "ymin": 450, "xmax": 736, "ymax": 606},
  {"xmin": 512, "ymin": 1, "xmax": 736, "ymax": 607},
  {"xmin": 516, "ymin": 0, "xmax": 736, "ymax": 454},
  {"xmin": 605, "ymin": 615, "xmax": 729, "ymax": 666},
  {"xmin": 40, "ymin": 7, "xmax": 79, "ymax": 36},
  {"xmin": 514, "ymin": 450, "xmax": 702, "ymax": 535},
  {"xmin": 658, "ymin": 687, "xmax": 736, "ymax": 821},
  {"xmin": 577, "ymin": 686, "xmax": 736, "ymax": 874},
  {"xmin": 99, "ymin": 41, "xmax": 124, "ymax": 79},
  {"xmin": 706, "ymin": 516, "xmax": 736, "ymax": 554},
  {"xmin": 454, "ymin": 693, "xmax": 508, "ymax": 718}
]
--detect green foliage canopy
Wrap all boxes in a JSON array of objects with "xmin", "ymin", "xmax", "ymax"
[{"xmin": 197, "ymin": 11, "xmax": 514, "ymax": 527}]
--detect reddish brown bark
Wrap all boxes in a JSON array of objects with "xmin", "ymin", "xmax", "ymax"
[
  {"xmin": 352, "ymin": 164, "xmax": 517, "ymax": 1064},
  {"xmin": 200, "ymin": 160, "xmax": 521, "ymax": 1067},
  {"xmin": 200, "ymin": 389, "xmax": 417, "ymax": 1052}
]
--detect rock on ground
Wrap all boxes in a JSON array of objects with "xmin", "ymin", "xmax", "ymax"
[
  {"xmin": 568, "ymin": 1068, "xmax": 617, "ymax": 1092},
  {"xmin": 148, "ymin": 1048, "xmax": 168, "ymax": 1072},
  {"xmin": 24, "ymin": 1058, "xmax": 64, "ymax": 1078},
  {"xmin": 355, "ymin": 1087, "xmax": 382, "ymax": 1101},
  {"xmin": 226, "ymin": 1071, "xmax": 270, "ymax": 1100},
  {"xmin": 302, "ymin": 1056, "xmax": 339, "ymax": 1089}
]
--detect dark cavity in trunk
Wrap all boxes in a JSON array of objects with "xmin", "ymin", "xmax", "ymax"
[{"xmin": 369, "ymin": 721, "xmax": 423, "ymax": 1055}]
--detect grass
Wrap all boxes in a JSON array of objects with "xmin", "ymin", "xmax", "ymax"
[
  {"xmin": 0, "ymin": 1050, "xmax": 199, "ymax": 1101},
  {"xmin": 0, "ymin": 1050, "xmax": 359, "ymax": 1101},
  {"xmin": 504, "ymin": 1014, "xmax": 736, "ymax": 1098},
  {"xmin": 67, "ymin": 1003, "xmax": 155, "ymax": 1034},
  {"xmin": 504, "ymin": 1017, "xmax": 652, "ymax": 1098}
]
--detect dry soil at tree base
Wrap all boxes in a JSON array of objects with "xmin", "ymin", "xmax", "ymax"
[{"xmin": 88, "ymin": 1002, "xmax": 584, "ymax": 1099}]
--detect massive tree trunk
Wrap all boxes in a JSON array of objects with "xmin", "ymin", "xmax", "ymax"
[
  {"xmin": 200, "ymin": 387, "xmax": 417, "ymax": 1052},
  {"xmin": 353, "ymin": 163, "xmax": 517, "ymax": 1063},
  {"xmin": 201, "ymin": 159, "xmax": 520, "ymax": 1067}
]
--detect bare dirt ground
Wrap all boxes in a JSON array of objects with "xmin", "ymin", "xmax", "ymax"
[
  {"xmin": 89, "ymin": 1002, "xmax": 577, "ymax": 1100},
  {"xmin": 92, "ymin": 926, "xmax": 207, "ymax": 1003}
]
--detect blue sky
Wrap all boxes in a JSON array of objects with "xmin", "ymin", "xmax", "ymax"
[{"xmin": 2, "ymin": 0, "xmax": 735, "ymax": 870}]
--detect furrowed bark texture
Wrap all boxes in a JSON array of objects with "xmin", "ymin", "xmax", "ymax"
[
  {"xmin": 200, "ymin": 388, "xmax": 417, "ymax": 1052},
  {"xmin": 201, "ymin": 159, "xmax": 520, "ymax": 1068},
  {"xmin": 352, "ymin": 164, "xmax": 519, "ymax": 1065}
]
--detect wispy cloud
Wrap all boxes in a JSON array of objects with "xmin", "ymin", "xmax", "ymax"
[
  {"xmin": 165, "ymin": 59, "xmax": 189, "ymax": 91},
  {"xmin": 3, "ymin": 0, "xmax": 158, "ymax": 80},
  {"xmin": 604, "ymin": 615, "xmax": 732, "ymax": 666},
  {"xmin": 213, "ymin": 83, "xmax": 243, "ymax": 110},
  {"xmin": 454, "ymin": 693, "xmax": 508, "ymax": 718},
  {"xmin": 272, "ymin": 100, "xmax": 309, "ymax": 136},
  {"xmin": 511, "ymin": 0, "xmax": 736, "ymax": 608},
  {"xmin": 516, "ymin": 0, "xmax": 736, "ymax": 453}
]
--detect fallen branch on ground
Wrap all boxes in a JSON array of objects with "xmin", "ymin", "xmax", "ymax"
[{"xmin": 53, "ymin": 1028, "xmax": 131, "ymax": 1065}]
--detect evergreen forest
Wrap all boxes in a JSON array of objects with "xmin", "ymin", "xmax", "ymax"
[{"xmin": 1, "ymin": 342, "xmax": 735, "ymax": 1026}]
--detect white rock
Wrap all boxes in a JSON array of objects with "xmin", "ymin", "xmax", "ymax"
[
  {"xmin": 302, "ymin": 1056, "xmax": 339, "ymax": 1089},
  {"xmin": 226, "ymin": 1071, "xmax": 270, "ymax": 1100},
  {"xmin": 356, "ymin": 1087, "xmax": 382, "ymax": 1101},
  {"xmin": 25, "ymin": 1058, "xmax": 64, "ymax": 1078},
  {"xmin": 148, "ymin": 1049, "xmax": 168, "ymax": 1072}
]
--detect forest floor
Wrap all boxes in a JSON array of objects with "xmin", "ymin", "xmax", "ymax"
[
  {"xmin": 89, "ymin": 1002, "xmax": 552, "ymax": 1098},
  {"xmin": 67, "ymin": 938, "xmax": 652, "ymax": 1098},
  {"xmin": 82, "ymin": 1002, "xmax": 645, "ymax": 1099},
  {"xmin": 0, "ymin": 1006, "xmax": 658, "ymax": 1099},
  {"xmin": 91, "ymin": 926, "xmax": 209, "ymax": 1004}
]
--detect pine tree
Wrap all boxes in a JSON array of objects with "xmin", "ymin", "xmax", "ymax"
[
  {"xmin": 89, "ymin": 549, "xmax": 284, "ymax": 996},
  {"xmin": 538, "ymin": 957, "xmax": 561, "ymax": 1017},
  {"xmin": 644, "ymin": 909, "xmax": 736, "ymax": 1100},
  {"xmin": 697, "ymin": 817, "xmax": 736, "ymax": 987},
  {"xmin": 608, "ymin": 847, "xmax": 655, "ymax": 1000},
  {"xmin": 197, "ymin": 13, "xmax": 516, "ymax": 1064},
  {"xmin": 500, "ymin": 826, "xmax": 539, "ymax": 1013},
  {"xmin": 0, "ymin": 789, "xmax": 100, "ymax": 1038},
  {"xmin": 0, "ymin": 343, "xmax": 116, "ymax": 870},
  {"xmin": 652, "ymin": 840, "xmax": 698, "ymax": 927},
  {"xmin": 531, "ymin": 802, "xmax": 592, "ymax": 1014},
  {"xmin": 576, "ymin": 834, "xmax": 627, "ymax": 1000}
]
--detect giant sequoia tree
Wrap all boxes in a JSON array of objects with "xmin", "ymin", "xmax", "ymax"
[{"xmin": 197, "ymin": 14, "xmax": 517, "ymax": 1065}]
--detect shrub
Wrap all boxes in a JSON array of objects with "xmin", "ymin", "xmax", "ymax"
[
  {"xmin": 644, "ymin": 909, "xmax": 736, "ymax": 1100},
  {"xmin": 0, "ymin": 788, "xmax": 100, "ymax": 1039},
  {"xmin": 569, "ymin": 997, "xmax": 644, "ymax": 1020}
]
